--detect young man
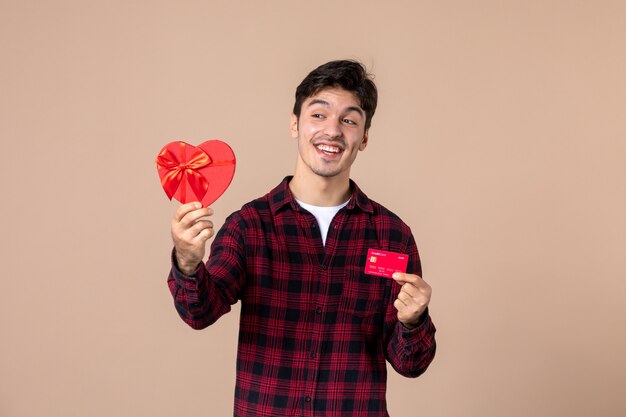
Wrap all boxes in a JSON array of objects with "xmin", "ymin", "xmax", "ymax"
[{"xmin": 168, "ymin": 60, "xmax": 436, "ymax": 416}]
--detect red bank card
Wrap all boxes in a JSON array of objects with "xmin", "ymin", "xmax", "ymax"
[{"xmin": 364, "ymin": 249, "xmax": 409, "ymax": 278}]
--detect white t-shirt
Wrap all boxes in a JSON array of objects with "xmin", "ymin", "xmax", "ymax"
[{"xmin": 296, "ymin": 199, "xmax": 349, "ymax": 246}]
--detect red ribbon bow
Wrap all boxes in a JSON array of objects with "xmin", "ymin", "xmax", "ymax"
[{"xmin": 156, "ymin": 142, "xmax": 211, "ymax": 202}]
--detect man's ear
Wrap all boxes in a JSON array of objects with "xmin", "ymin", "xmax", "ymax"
[
  {"xmin": 359, "ymin": 130, "xmax": 369, "ymax": 151},
  {"xmin": 289, "ymin": 114, "xmax": 299, "ymax": 138}
]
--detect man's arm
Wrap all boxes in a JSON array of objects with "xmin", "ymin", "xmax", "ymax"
[
  {"xmin": 167, "ymin": 202, "xmax": 245, "ymax": 329},
  {"xmin": 383, "ymin": 234, "xmax": 437, "ymax": 377}
]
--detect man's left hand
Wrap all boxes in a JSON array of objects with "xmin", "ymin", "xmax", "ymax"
[{"xmin": 391, "ymin": 273, "xmax": 432, "ymax": 329}]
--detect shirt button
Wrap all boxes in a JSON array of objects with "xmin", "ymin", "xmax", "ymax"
[
  {"xmin": 311, "ymin": 352, "xmax": 317, "ymax": 358},
  {"xmin": 315, "ymin": 307, "xmax": 322, "ymax": 314},
  {"xmin": 305, "ymin": 396, "xmax": 311, "ymax": 402},
  {"xmin": 320, "ymin": 264, "xmax": 327, "ymax": 270}
]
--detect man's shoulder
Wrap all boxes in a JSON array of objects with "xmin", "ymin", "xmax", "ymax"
[
  {"xmin": 366, "ymin": 198, "xmax": 411, "ymax": 231},
  {"xmin": 238, "ymin": 193, "xmax": 273, "ymax": 217},
  {"xmin": 357, "ymin": 196, "xmax": 416, "ymax": 254},
  {"xmin": 367, "ymin": 197, "xmax": 398, "ymax": 218},
  {"xmin": 225, "ymin": 179, "xmax": 288, "ymax": 225}
]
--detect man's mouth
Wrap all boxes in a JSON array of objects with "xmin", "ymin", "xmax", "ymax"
[{"xmin": 315, "ymin": 143, "xmax": 343, "ymax": 155}]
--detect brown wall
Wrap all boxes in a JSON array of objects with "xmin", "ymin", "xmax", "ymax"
[{"xmin": 1, "ymin": 1, "xmax": 625, "ymax": 416}]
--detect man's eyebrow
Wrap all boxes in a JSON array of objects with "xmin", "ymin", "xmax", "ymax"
[
  {"xmin": 345, "ymin": 106, "xmax": 365, "ymax": 117},
  {"xmin": 306, "ymin": 99, "xmax": 365, "ymax": 117},
  {"xmin": 307, "ymin": 99, "xmax": 330, "ymax": 108}
]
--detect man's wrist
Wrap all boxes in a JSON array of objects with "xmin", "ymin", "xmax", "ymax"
[
  {"xmin": 178, "ymin": 262, "xmax": 200, "ymax": 276},
  {"xmin": 400, "ymin": 320, "xmax": 420, "ymax": 331},
  {"xmin": 174, "ymin": 250, "xmax": 201, "ymax": 276},
  {"xmin": 400, "ymin": 309, "xmax": 429, "ymax": 331}
]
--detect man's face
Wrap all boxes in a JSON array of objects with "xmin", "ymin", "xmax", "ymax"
[{"xmin": 290, "ymin": 87, "xmax": 368, "ymax": 180}]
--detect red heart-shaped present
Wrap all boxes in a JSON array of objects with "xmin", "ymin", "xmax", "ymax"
[{"xmin": 156, "ymin": 140, "xmax": 236, "ymax": 207}]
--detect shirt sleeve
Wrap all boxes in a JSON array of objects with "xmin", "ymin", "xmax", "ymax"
[
  {"xmin": 383, "ymin": 232, "xmax": 437, "ymax": 377},
  {"xmin": 167, "ymin": 213, "xmax": 246, "ymax": 330}
]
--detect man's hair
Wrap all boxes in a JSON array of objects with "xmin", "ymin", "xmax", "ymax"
[{"xmin": 293, "ymin": 60, "xmax": 378, "ymax": 130}]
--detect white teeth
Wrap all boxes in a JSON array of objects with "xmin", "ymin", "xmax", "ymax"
[{"xmin": 316, "ymin": 144, "xmax": 340, "ymax": 153}]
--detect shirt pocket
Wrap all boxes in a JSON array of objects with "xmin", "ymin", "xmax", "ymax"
[{"xmin": 339, "ymin": 268, "xmax": 388, "ymax": 340}]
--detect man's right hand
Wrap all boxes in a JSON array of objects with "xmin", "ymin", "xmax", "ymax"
[{"xmin": 171, "ymin": 202, "xmax": 215, "ymax": 275}]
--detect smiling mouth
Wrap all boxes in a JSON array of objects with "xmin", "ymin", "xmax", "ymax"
[{"xmin": 315, "ymin": 144, "xmax": 343, "ymax": 155}]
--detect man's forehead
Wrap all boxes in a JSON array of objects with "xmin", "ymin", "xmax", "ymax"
[{"xmin": 304, "ymin": 87, "xmax": 363, "ymax": 111}]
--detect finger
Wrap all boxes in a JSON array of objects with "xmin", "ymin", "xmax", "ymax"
[
  {"xmin": 174, "ymin": 202, "xmax": 203, "ymax": 222},
  {"xmin": 393, "ymin": 298, "xmax": 407, "ymax": 310},
  {"xmin": 400, "ymin": 282, "xmax": 421, "ymax": 298},
  {"xmin": 191, "ymin": 226, "xmax": 214, "ymax": 243},
  {"xmin": 396, "ymin": 290, "xmax": 428, "ymax": 314},
  {"xmin": 406, "ymin": 281, "xmax": 432, "ymax": 303},
  {"xmin": 392, "ymin": 272, "xmax": 425, "ymax": 287},
  {"xmin": 392, "ymin": 272, "xmax": 421, "ymax": 283},
  {"xmin": 178, "ymin": 206, "xmax": 214, "ymax": 228},
  {"xmin": 177, "ymin": 219, "xmax": 213, "ymax": 242},
  {"xmin": 184, "ymin": 219, "xmax": 214, "ymax": 239},
  {"xmin": 397, "ymin": 290, "xmax": 413, "ymax": 305}
]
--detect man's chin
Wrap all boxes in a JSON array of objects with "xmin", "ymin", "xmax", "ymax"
[{"xmin": 311, "ymin": 168, "xmax": 344, "ymax": 179}]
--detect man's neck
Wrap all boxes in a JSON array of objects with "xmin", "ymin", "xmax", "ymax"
[{"xmin": 289, "ymin": 172, "xmax": 351, "ymax": 207}]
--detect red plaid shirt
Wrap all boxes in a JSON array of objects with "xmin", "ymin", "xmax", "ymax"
[{"xmin": 168, "ymin": 177, "xmax": 436, "ymax": 416}]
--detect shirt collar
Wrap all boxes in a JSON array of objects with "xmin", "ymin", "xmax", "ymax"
[{"xmin": 268, "ymin": 176, "xmax": 374, "ymax": 215}]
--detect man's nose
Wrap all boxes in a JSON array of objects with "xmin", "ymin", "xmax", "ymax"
[{"xmin": 322, "ymin": 118, "xmax": 342, "ymax": 138}]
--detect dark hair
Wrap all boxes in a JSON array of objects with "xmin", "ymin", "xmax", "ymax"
[{"xmin": 293, "ymin": 60, "xmax": 378, "ymax": 130}]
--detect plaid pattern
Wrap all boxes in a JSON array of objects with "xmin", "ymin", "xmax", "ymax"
[{"xmin": 168, "ymin": 177, "xmax": 436, "ymax": 416}]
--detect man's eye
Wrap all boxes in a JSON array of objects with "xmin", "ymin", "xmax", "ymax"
[
  {"xmin": 312, "ymin": 114, "xmax": 325, "ymax": 119},
  {"xmin": 343, "ymin": 118, "xmax": 356, "ymax": 125}
]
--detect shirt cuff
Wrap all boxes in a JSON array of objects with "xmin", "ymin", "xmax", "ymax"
[
  {"xmin": 171, "ymin": 248, "xmax": 203, "ymax": 290},
  {"xmin": 400, "ymin": 309, "xmax": 434, "ymax": 342}
]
